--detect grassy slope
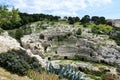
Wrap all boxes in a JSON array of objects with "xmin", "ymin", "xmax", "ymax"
[
  {"xmin": 0, "ymin": 67, "xmax": 67, "ymax": 80},
  {"xmin": 0, "ymin": 67, "xmax": 31, "ymax": 80}
]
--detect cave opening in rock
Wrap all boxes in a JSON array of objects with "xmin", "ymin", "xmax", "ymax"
[
  {"xmin": 90, "ymin": 53, "xmax": 92, "ymax": 57},
  {"xmin": 81, "ymin": 57, "xmax": 84, "ymax": 61},
  {"xmin": 34, "ymin": 46, "xmax": 38, "ymax": 49},
  {"xmin": 55, "ymin": 50, "xmax": 57, "ymax": 54},
  {"xmin": 39, "ymin": 34, "xmax": 44, "ymax": 39},
  {"xmin": 64, "ymin": 56, "xmax": 68, "ymax": 59},
  {"xmin": 78, "ymin": 67, "xmax": 84, "ymax": 72},
  {"xmin": 48, "ymin": 57, "xmax": 51, "ymax": 60},
  {"xmin": 100, "ymin": 60, "xmax": 106, "ymax": 64}
]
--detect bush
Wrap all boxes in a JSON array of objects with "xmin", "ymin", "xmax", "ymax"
[
  {"xmin": 8, "ymin": 30, "xmax": 16, "ymax": 38},
  {"xmin": 15, "ymin": 29, "xmax": 24, "ymax": 40},
  {"xmin": 92, "ymin": 24, "xmax": 113, "ymax": 35},
  {"xmin": 83, "ymin": 24, "xmax": 87, "ymax": 27},
  {"xmin": 0, "ymin": 49, "xmax": 42, "ymax": 75},
  {"xmin": 57, "ymin": 36, "xmax": 66, "ymax": 41},
  {"xmin": 74, "ymin": 54, "xmax": 81, "ymax": 59},
  {"xmin": 76, "ymin": 28, "xmax": 82, "ymax": 35}
]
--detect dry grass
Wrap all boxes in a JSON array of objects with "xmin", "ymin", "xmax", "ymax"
[
  {"xmin": 0, "ymin": 67, "xmax": 31, "ymax": 80},
  {"xmin": 27, "ymin": 70, "xmax": 67, "ymax": 80},
  {"xmin": 0, "ymin": 67, "xmax": 66, "ymax": 80}
]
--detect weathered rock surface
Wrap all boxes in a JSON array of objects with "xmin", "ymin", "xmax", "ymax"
[
  {"xmin": 19, "ymin": 23, "xmax": 120, "ymax": 80},
  {"xmin": 0, "ymin": 32, "xmax": 20, "ymax": 53},
  {"xmin": 76, "ymin": 32, "xmax": 120, "ymax": 66},
  {"xmin": 21, "ymin": 25, "xmax": 120, "ymax": 67},
  {"xmin": 107, "ymin": 19, "xmax": 120, "ymax": 28},
  {"xmin": 21, "ymin": 34, "xmax": 45, "ymax": 56}
]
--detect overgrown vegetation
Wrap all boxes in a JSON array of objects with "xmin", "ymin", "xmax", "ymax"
[
  {"xmin": 0, "ymin": 5, "xmax": 113, "ymax": 31},
  {"xmin": 76, "ymin": 28, "xmax": 82, "ymax": 35},
  {"xmin": 0, "ymin": 5, "xmax": 21, "ymax": 30},
  {"xmin": 15, "ymin": 29, "xmax": 24, "ymax": 40},
  {"xmin": 68, "ymin": 16, "xmax": 80, "ymax": 24},
  {"xmin": 0, "ymin": 5, "xmax": 60, "ymax": 30},
  {"xmin": 109, "ymin": 27, "xmax": 120, "ymax": 46},
  {"xmin": 19, "ymin": 13, "xmax": 60, "ymax": 26},
  {"xmin": 91, "ymin": 24, "xmax": 113, "ymax": 35},
  {"xmin": 0, "ymin": 49, "xmax": 42, "ymax": 75}
]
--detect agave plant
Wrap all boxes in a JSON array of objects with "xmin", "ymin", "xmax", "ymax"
[{"xmin": 46, "ymin": 63, "xmax": 85, "ymax": 80}]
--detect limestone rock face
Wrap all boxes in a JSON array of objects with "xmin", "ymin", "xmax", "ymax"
[
  {"xmin": 0, "ymin": 34, "xmax": 20, "ymax": 53},
  {"xmin": 21, "ymin": 24, "xmax": 120, "ymax": 67},
  {"xmin": 76, "ymin": 36, "xmax": 120, "ymax": 66},
  {"xmin": 21, "ymin": 34, "xmax": 44, "ymax": 56},
  {"xmin": 40, "ymin": 25, "xmax": 78, "ymax": 40}
]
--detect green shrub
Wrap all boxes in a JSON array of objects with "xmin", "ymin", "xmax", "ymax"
[
  {"xmin": 57, "ymin": 36, "xmax": 66, "ymax": 41},
  {"xmin": 83, "ymin": 24, "xmax": 88, "ymax": 27},
  {"xmin": 109, "ymin": 31, "xmax": 120, "ymax": 46},
  {"xmin": 74, "ymin": 54, "xmax": 81, "ymax": 59},
  {"xmin": 15, "ymin": 29, "xmax": 24, "ymax": 40},
  {"xmin": 50, "ymin": 22, "xmax": 55, "ymax": 25},
  {"xmin": 92, "ymin": 24, "xmax": 113, "ymax": 35},
  {"xmin": 76, "ymin": 28, "xmax": 82, "ymax": 35},
  {"xmin": 0, "ymin": 49, "xmax": 42, "ymax": 75}
]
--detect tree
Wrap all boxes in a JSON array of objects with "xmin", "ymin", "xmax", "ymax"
[
  {"xmin": 11, "ymin": 7, "xmax": 21, "ymax": 27},
  {"xmin": 91, "ymin": 16, "xmax": 106, "ymax": 24},
  {"xmin": 74, "ymin": 16, "xmax": 80, "ymax": 22},
  {"xmin": 19, "ymin": 13, "xmax": 61, "ymax": 26},
  {"xmin": 107, "ymin": 21, "xmax": 112, "ymax": 26},
  {"xmin": 81, "ymin": 15, "xmax": 90, "ymax": 24},
  {"xmin": 0, "ymin": 5, "xmax": 10, "ymax": 27},
  {"xmin": 68, "ymin": 16, "xmax": 80, "ymax": 24},
  {"xmin": 91, "ymin": 16, "xmax": 100, "ymax": 24},
  {"xmin": 99, "ymin": 16, "xmax": 106, "ymax": 24},
  {"xmin": 0, "ymin": 5, "xmax": 21, "ymax": 30},
  {"xmin": 64, "ymin": 16, "xmax": 68, "ymax": 19},
  {"xmin": 68, "ymin": 17, "xmax": 74, "ymax": 24}
]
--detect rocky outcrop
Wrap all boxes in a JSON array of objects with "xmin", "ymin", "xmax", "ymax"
[
  {"xmin": 20, "ymin": 25, "xmax": 79, "ymax": 56},
  {"xmin": 26, "ymin": 49, "xmax": 47, "ymax": 68},
  {"xmin": 75, "ymin": 37, "xmax": 120, "ymax": 66},
  {"xmin": 22, "ymin": 25, "xmax": 120, "ymax": 67},
  {"xmin": 0, "ymin": 32, "xmax": 20, "ymax": 53},
  {"xmin": 21, "ymin": 34, "xmax": 45, "ymax": 56},
  {"xmin": 107, "ymin": 19, "xmax": 120, "ymax": 27},
  {"xmin": 40, "ymin": 25, "xmax": 78, "ymax": 40}
]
